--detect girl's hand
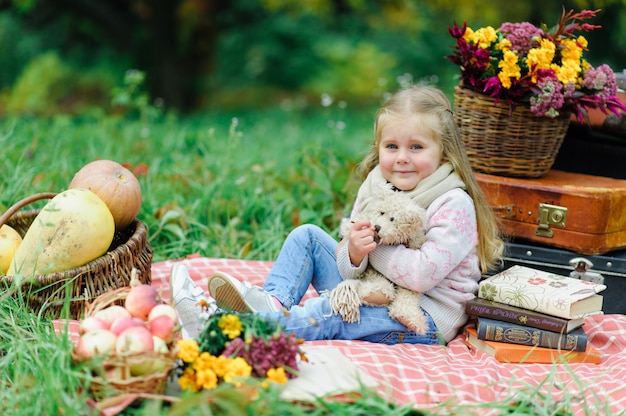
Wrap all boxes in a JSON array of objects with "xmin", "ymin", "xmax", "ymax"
[{"xmin": 347, "ymin": 218, "xmax": 377, "ymax": 266}]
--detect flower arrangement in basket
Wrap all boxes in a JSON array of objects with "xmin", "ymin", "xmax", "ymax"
[
  {"xmin": 447, "ymin": 8, "xmax": 625, "ymax": 119},
  {"xmin": 72, "ymin": 270, "xmax": 179, "ymax": 399},
  {"xmin": 446, "ymin": 8, "xmax": 626, "ymax": 177},
  {"xmin": 175, "ymin": 311, "xmax": 307, "ymax": 392}
]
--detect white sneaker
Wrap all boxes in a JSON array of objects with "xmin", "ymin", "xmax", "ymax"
[
  {"xmin": 207, "ymin": 271, "xmax": 279, "ymax": 313},
  {"xmin": 169, "ymin": 263, "xmax": 217, "ymax": 339}
]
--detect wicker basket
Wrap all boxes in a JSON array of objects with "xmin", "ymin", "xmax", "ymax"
[
  {"xmin": 454, "ymin": 86, "xmax": 571, "ymax": 178},
  {"xmin": 76, "ymin": 279, "xmax": 178, "ymax": 399},
  {"xmin": 0, "ymin": 193, "xmax": 153, "ymax": 319}
]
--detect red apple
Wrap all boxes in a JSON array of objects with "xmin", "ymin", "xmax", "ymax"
[
  {"xmin": 148, "ymin": 304, "xmax": 178, "ymax": 323},
  {"xmin": 110, "ymin": 316, "xmax": 145, "ymax": 336},
  {"xmin": 115, "ymin": 325, "xmax": 154, "ymax": 354},
  {"xmin": 93, "ymin": 305, "xmax": 131, "ymax": 327},
  {"xmin": 76, "ymin": 329, "xmax": 117, "ymax": 359},
  {"xmin": 149, "ymin": 314, "xmax": 177, "ymax": 343},
  {"xmin": 125, "ymin": 284, "xmax": 160, "ymax": 320},
  {"xmin": 79, "ymin": 316, "xmax": 109, "ymax": 334}
]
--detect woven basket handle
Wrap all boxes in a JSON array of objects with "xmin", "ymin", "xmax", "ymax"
[{"xmin": 0, "ymin": 192, "xmax": 58, "ymax": 228}]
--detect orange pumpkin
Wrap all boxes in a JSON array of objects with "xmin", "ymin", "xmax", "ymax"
[{"xmin": 69, "ymin": 160, "xmax": 142, "ymax": 231}]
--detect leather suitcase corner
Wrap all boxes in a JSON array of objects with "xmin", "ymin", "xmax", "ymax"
[{"xmin": 476, "ymin": 170, "xmax": 626, "ymax": 255}]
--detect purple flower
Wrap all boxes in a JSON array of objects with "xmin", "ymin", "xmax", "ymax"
[
  {"xmin": 530, "ymin": 75, "xmax": 565, "ymax": 117},
  {"xmin": 498, "ymin": 22, "xmax": 544, "ymax": 54},
  {"xmin": 583, "ymin": 64, "xmax": 618, "ymax": 98}
]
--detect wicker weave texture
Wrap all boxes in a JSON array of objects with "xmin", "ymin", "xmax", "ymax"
[
  {"xmin": 1, "ymin": 210, "xmax": 152, "ymax": 319},
  {"xmin": 454, "ymin": 86, "xmax": 570, "ymax": 178}
]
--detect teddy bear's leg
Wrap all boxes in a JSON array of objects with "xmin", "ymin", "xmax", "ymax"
[
  {"xmin": 387, "ymin": 287, "xmax": 428, "ymax": 335},
  {"xmin": 358, "ymin": 270, "xmax": 396, "ymax": 306},
  {"xmin": 329, "ymin": 279, "xmax": 362, "ymax": 323}
]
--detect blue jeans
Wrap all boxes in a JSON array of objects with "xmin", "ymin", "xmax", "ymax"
[{"xmin": 258, "ymin": 224, "xmax": 441, "ymax": 345}]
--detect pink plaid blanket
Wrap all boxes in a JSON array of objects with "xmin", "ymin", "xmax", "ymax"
[{"xmin": 58, "ymin": 255, "xmax": 626, "ymax": 413}]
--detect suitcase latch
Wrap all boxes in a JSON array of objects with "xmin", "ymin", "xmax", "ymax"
[{"xmin": 535, "ymin": 203, "xmax": 567, "ymax": 238}]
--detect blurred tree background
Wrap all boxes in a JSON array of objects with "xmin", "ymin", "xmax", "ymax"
[{"xmin": 1, "ymin": 0, "xmax": 625, "ymax": 117}]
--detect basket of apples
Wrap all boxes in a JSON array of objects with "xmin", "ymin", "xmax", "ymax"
[{"xmin": 73, "ymin": 269, "xmax": 179, "ymax": 399}]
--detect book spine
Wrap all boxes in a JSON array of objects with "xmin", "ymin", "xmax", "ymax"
[
  {"xmin": 493, "ymin": 345, "xmax": 600, "ymax": 364},
  {"xmin": 465, "ymin": 300, "xmax": 569, "ymax": 333},
  {"xmin": 476, "ymin": 319, "xmax": 587, "ymax": 352},
  {"xmin": 465, "ymin": 328, "xmax": 601, "ymax": 364}
]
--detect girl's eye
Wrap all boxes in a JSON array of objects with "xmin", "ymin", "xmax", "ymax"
[
  {"xmin": 386, "ymin": 144, "xmax": 398, "ymax": 149},
  {"xmin": 411, "ymin": 144, "xmax": 423, "ymax": 150}
]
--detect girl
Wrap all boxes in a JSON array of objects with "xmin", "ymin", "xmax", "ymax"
[{"xmin": 171, "ymin": 85, "xmax": 503, "ymax": 345}]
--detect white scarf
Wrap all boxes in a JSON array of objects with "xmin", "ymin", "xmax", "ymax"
[{"xmin": 356, "ymin": 162, "xmax": 466, "ymax": 212}]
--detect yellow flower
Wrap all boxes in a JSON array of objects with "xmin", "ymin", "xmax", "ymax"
[
  {"xmin": 467, "ymin": 26, "xmax": 497, "ymax": 49},
  {"xmin": 560, "ymin": 38, "xmax": 583, "ymax": 62},
  {"xmin": 554, "ymin": 59, "xmax": 580, "ymax": 85},
  {"xmin": 496, "ymin": 38, "xmax": 512, "ymax": 51},
  {"xmin": 177, "ymin": 339, "xmax": 199, "ymax": 363},
  {"xmin": 498, "ymin": 50, "xmax": 521, "ymax": 88},
  {"xmin": 211, "ymin": 354, "xmax": 231, "ymax": 377},
  {"xmin": 526, "ymin": 38, "xmax": 556, "ymax": 82},
  {"xmin": 218, "ymin": 314, "xmax": 243, "ymax": 339},
  {"xmin": 222, "ymin": 357, "xmax": 253, "ymax": 384},
  {"xmin": 196, "ymin": 368, "xmax": 219, "ymax": 390},
  {"xmin": 266, "ymin": 367, "xmax": 289, "ymax": 384},
  {"xmin": 178, "ymin": 368, "xmax": 199, "ymax": 392},
  {"xmin": 193, "ymin": 352, "xmax": 219, "ymax": 373}
]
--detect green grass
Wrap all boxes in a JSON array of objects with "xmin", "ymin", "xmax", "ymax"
[
  {"xmin": 1, "ymin": 105, "xmax": 372, "ymax": 262},
  {"xmin": 0, "ymin": 108, "xmax": 622, "ymax": 415}
]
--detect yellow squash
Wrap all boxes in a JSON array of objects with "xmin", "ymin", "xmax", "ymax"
[
  {"xmin": 7, "ymin": 189, "xmax": 115, "ymax": 276},
  {"xmin": 0, "ymin": 224, "xmax": 22, "ymax": 274}
]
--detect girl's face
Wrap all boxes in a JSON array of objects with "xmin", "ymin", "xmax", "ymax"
[{"xmin": 378, "ymin": 115, "xmax": 443, "ymax": 191}]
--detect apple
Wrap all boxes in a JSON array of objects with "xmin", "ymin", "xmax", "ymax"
[
  {"xmin": 149, "ymin": 314, "xmax": 177, "ymax": 343},
  {"xmin": 131, "ymin": 336, "xmax": 171, "ymax": 376},
  {"xmin": 152, "ymin": 335, "xmax": 169, "ymax": 353},
  {"xmin": 115, "ymin": 325, "xmax": 154, "ymax": 354},
  {"xmin": 125, "ymin": 284, "xmax": 160, "ymax": 320},
  {"xmin": 148, "ymin": 304, "xmax": 178, "ymax": 323},
  {"xmin": 76, "ymin": 329, "xmax": 117, "ymax": 359},
  {"xmin": 110, "ymin": 316, "xmax": 145, "ymax": 336},
  {"xmin": 79, "ymin": 316, "xmax": 110, "ymax": 334},
  {"xmin": 93, "ymin": 305, "xmax": 131, "ymax": 328}
]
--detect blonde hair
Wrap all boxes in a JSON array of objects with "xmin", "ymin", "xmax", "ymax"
[{"xmin": 358, "ymin": 85, "xmax": 504, "ymax": 273}]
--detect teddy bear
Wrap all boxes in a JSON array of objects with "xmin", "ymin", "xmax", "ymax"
[{"xmin": 329, "ymin": 186, "xmax": 428, "ymax": 334}]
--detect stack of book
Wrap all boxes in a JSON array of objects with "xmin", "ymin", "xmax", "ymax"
[{"xmin": 464, "ymin": 265, "xmax": 606, "ymax": 364}]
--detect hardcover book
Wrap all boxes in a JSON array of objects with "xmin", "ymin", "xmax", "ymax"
[
  {"xmin": 476, "ymin": 317, "xmax": 588, "ymax": 351},
  {"xmin": 465, "ymin": 298, "xmax": 595, "ymax": 333},
  {"xmin": 465, "ymin": 328, "xmax": 601, "ymax": 364},
  {"xmin": 478, "ymin": 265, "xmax": 606, "ymax": 319}
]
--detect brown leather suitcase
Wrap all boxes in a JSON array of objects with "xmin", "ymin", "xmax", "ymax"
[{"xmin": 475, "ymin": 170, "xmax": 626, "ymax": 255}]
